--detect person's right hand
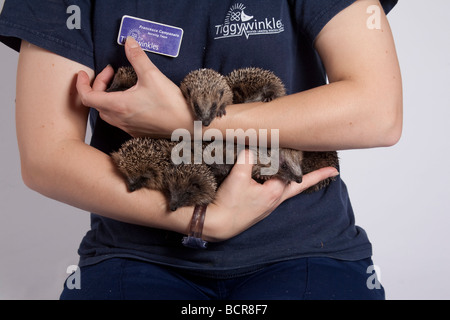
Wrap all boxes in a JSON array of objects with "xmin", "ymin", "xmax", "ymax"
[{"xmin": 202, "ymin": 150, "xmax": 339, "ymax": 242}]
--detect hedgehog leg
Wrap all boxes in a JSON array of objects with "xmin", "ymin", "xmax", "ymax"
[
  {"xmin": 216, "ymin": 104, "xmax": 227, "ymax": 118},
  {"xmin": 262, "ymin": 89, "xmax": 276, "ymax": 102}
]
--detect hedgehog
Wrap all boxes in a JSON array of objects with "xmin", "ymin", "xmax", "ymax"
[
  {"xmin": 225, "ymin": 67, "xmax": 286, "ymax": 103},
  {"xmin": 251, "ymin": 149, "xmax": 340, "ymax": 192},
  {"xmin": 252, "ymin": 147, "xmax": 304, "ymax": 184},
  {"xmin": 201, "ymin": 141, "xmax": 305, "ymax": 186},
  {"xmin": 111, "ymin": 137, "xmax": 218, "ymax": 211},
  {"xmin": 107, "ymin": 66, "xmax": 137, "ymax": 92},
  {"xmin": 109, "ymin": 65, "xmax": 338, "ymax": 214},
  {"xmin": 211, "ymin": 67, "xmax": 338, "ymax": 190},
  {"xmin": 223, "ymin": 68, "xmax": 305, "ymax": 184},
  {"xmin": 107, "ymin": 68, "xmax": 219, "ymax": 210},
  {"xmin": 180, "ymin": 68, "xmax": 234, "ymax": 127},
  {"xmin": 163, "ymin": 163, "xmax": 218, "ymax": 212},
  {"xmin": 111, "ymin": 137, "xmax": 176, "ymax": 192}
]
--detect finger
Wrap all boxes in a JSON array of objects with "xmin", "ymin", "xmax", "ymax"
[
  {"xmin": 125, "ymin": 37, "xmax": 158, "ymax": 81},
  {"xmin": 92, "ymin": 65, "xmax": 115, "ymax": 92},
  {"xmin": 76, "ymin": 70, "xmax": 117, "ymax": 109},
  {"xmin": 235, "ymin": 148, "xmax": 256, "ymax": 173},
  {"xmin": 282, "ymin": 167, "xmax": 339, "ymax": 200},
  {"xmin": 228, "ymin": 149, "xmax": 256, "ymax": 182},
  {"xmin": 76, "ymin": 70, "xmax": 94, "ymax": 106}
]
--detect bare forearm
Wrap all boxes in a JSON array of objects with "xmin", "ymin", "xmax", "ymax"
[
  {"xmin": 22, "ymin": 138, "xmax": 193, "ymax": 233},
  {"xmin": 22, "ymin": 138, "xmax": 339, "ymax": 243},
  {"xmin": 211, "ymin": 79, "xmax": 402, "ymax": 151}
]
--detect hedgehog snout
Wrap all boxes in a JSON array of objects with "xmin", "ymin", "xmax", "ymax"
[
  {"xmin": 168, "ymin": 194, "xmax": 180, "ymax": 211},
  {"xmin": 198, "ymin": 109, "xmax": 215, "ymax": 127},
  {"xmin": 169, "ymin": 202, "xmax": 179, "ymax": 212},
  {"xmin": 278, "ymin": 159, "xmax": 303, "ymax": 184},
  {"xmin": 202, "ymin": 118, "xmax": 213, "ymax": 127},
  {"xmin": 169, "ymin": 190, "xmax": 187, "ymax": 212},
  {"xmin": 192, "ymin": 102, "xmax": 212, "ymax": 126},
  {"xmin": 294, "ymin": 175, "xmax": 303, "ymax": 184}
]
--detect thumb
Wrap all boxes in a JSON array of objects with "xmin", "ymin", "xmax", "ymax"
[
  {"xmin": 124, "ymin": 36, "xmax": 158, "ymax": 81},
  {"xmin": 229, "ymin": 148, "xmax": 256, "ymax": 181}
]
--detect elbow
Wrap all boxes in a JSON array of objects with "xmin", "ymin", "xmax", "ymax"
[
  {"xmin": 373, "ymin": 93, "xmax": 403, "ymax": 148},
  {"xmin": 19, "ymin": 155, "xmax": 50, "ymax": 193},
  {"xmin": 382, "ymin": 117, "xmax": 403, "ymax": 147},
  {"xmin": 20, "ymin": 159, "xmax": 42, "ymax": 192},
  {"xmin": 378, "ymin": 121, "xmax": 402, "ymax": 148},
  {"xmin": 359, "ymin": 78, "xmax": 403, "ymax": 148}
]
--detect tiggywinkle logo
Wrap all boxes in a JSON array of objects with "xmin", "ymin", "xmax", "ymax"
[{"xmin": 214, "ymin": 3, "xmax": 284, "ymax": 40}]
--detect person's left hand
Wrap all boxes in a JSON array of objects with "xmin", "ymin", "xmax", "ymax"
[{"xmin": 76, "ymin": 37, "xmax": 194, "ymax": 138}]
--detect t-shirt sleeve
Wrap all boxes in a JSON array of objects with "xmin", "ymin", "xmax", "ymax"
[
  {"xmin": 0, "ymin": 0, "xmax": 94, "ymax": 69},
  {"xmin": 294, "ymin": 0, "xmax": 398, "ymax": 45}
]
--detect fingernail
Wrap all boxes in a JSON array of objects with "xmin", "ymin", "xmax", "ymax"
[{"xmin": 126, "ymin": 36, "xmax": 139, "ymax": 49}]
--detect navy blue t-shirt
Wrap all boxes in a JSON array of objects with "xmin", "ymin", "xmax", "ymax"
[{"xmin": 0, "ymin": 0, "xmax": 397, "ymax": 277}]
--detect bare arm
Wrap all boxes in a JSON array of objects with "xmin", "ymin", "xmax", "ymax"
[
  {"xmin": 211, "ymin": 0, "xmax": 403, "ymax": 151},
  {"xmin": 16, "ymin": 40, "xmax": 337, "ymax": 241},
  {"xmin": 16, "ymin": 41, "xmax": 185, "ymax": 229}
]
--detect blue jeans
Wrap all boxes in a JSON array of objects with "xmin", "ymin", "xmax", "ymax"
[{"xmin": 60, "ymin": 257, "xmax": 384, "ymax": 300}]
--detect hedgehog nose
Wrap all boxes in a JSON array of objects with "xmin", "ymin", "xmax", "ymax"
[
  {"xmin": 202, "ymin": 119, "xmax": 212, "ymax": 127},
  {"xmin": 127, "ymin": 184, "xmax": 138, "ymax": 192},
  {"xmin": 169, "ymin": 203, "xmax": 179, "ymax": 212},
  {"xmin": 295, "ymin": 176, "xmax": 303, "ymax": 184}
]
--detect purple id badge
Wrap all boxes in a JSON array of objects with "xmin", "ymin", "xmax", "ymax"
[{"xmin": 117, "ymin": 15, "xmax": 184, "ymax": 58}]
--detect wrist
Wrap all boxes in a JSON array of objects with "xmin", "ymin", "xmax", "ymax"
[{"xmin": 200, "ymin": 203, "xmax": 234, "ymax": 243}]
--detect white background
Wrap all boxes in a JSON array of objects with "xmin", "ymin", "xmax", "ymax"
[{"xmin": 1, "ymin": 0, "xmax": 449, "ymax": 299}]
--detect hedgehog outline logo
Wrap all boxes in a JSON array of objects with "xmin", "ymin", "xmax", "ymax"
[{"xmin": 214, "ymin": 3, "xmax": 284, "ymax": 40}]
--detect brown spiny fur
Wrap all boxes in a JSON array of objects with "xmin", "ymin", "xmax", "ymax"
[
  {"xmin": 108, "ymin": 68, "xmax": 218, "ymax": 210},
  {"xmin": 112, "ymin": 137, "xmax": 218, "ymax": 211},
  {"xmin": 200, "ymin": 141, "xmax": 236, "ymax": 186},
  {"xmin": 301, "ymin": 151, "xmax": 340, "ymax": 193},
  {"xmin": 200, "ymin": 141, "xmax": 304, "ymax": 186},
  {"xmin": 224, "ymin": 68, "xmax": 306, "ymax": 185},
  {"xmin": 225, "ymin": 67, "xmax": 286, "ymax": 103},
  {"xmin": 107, "ymin": 66, "xmax": 138, "ymax": 92},
  {"xmin": 110, "ymin": 65, "xmax": 339, "ymax": 210},
  {"xmin": 251, "ymin": 148, "xmax": 304, "ymax": 184},
  {"xmin": 180, "ymin": 69, "xmax": 233, "ymax": 127},
  {"xmin": 222, "ymin": 67, "xmax": 338, "ymax": 191},
  {"xmin": 163, "ymin": 163, "xmax": 217, "ymax": 212},
  {"xmin": 111, "ymin": 138, "xmax": 176, "ymax": 192}
]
